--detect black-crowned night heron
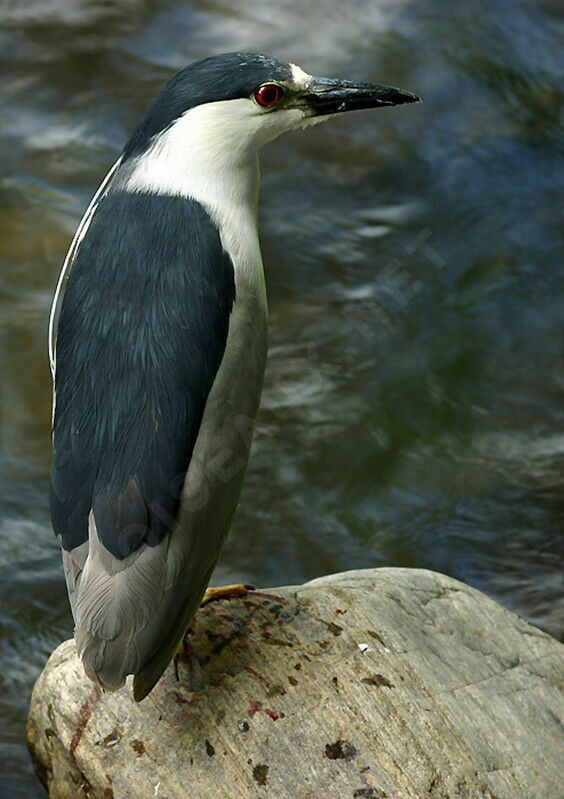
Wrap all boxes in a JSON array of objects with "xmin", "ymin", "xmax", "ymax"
[{"xmin": 49, "ymin": 52, "xmax": 419, "ymax": 701}]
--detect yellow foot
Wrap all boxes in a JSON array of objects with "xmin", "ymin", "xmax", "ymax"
[{"xmin": 201, "ymin": 583, "xmax": 252, "ymax": 606}]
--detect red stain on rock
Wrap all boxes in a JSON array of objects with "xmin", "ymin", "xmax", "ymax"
[
  {"xmin": 244, "ymin": 667, "xmax": 270, "ymax": 688},
  {"xmin": 249, "ymin": 591, "xmax": 287, "ymax": 604},
  {"xmin": 171, "ymin": 692, "xmax": 193, "ymax": 706},
  {"xmin": 70, "ymin": 684, "xmax": 101, "ymax": 760},
  {"xmin": 336, "ymin": 608, "xmax": 347, "ymax": 615},
  {"xmin": 248, "ymin": 701, "xmax": 279, "ymax": 721},
  {"xmin": 260, "ymin": 625, "xmax": 272, "ymax": 640},
  {"xmin": 171, "ymin": 691, "xmax": 203, "ymax": 722},
  {"xmin": 170, "ymin": 691, "xmax": 202, "ymax": 707}
]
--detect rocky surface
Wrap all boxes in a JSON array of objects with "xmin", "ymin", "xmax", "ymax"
[{"xmin": 27, "ymin": 568, "xmax": 563, "ymax": 798}]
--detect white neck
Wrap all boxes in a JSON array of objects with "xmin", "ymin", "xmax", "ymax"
[
  {"xmin": 118, "ymin": 99, "xmax": 290, "ymax": 303},
  {"xmin": 123, "ymin": 104, "xmax": 262, "ymax": 213}
]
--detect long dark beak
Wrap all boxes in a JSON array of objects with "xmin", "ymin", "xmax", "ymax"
[{"xmin": 303, "ymin": 76, "xmax": 420, "ymax": 115}]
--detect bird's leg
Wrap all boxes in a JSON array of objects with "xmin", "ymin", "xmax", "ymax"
[
  {"xmin": 200, "ymin": 583, "xmax": 254, "ymax": 606},
  {"xmin": 174, "ymin": 627, "xmax": 194, "ymax": 679},
  {"xmin": 174, "ymin": 585, "xmax": 252, "ymax": 677}
]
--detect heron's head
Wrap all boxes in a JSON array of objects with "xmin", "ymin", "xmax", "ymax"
[{"xmin": 119, "ymin": 52, "xmax": 419, "ymax": 202}]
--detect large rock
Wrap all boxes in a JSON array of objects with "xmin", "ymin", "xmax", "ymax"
[{"xmin": 27, "ymin": 568, "xmax": 563, "ymax": 798}]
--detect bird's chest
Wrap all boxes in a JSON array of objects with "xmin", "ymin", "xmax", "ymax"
[
  {"xmin": 214, "ymin": 199, "xmax": 267, "ymax": 310},
  {"xmin": 177, "ymin": 266, "xmax": 267, "ymax": 545},
  {"xmin": 209, "ymin": 202, "xmax": 268, "ymax": 400},
  {"xmin": 212, "ymin": 216, "xmax": 268, "ymax": 428},
  {"xmin": 184, "ymin": 201, "xmax": 268, "ymax": 487}
]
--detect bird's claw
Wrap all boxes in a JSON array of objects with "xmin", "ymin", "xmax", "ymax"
[{"xmin": 200, "ymin": 583, "xmax": 251, "ymax": 606}]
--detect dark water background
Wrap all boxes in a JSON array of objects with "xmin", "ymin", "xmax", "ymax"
[{"xmin": 1, "ymin": 0, "xmax": 563, "ymax": 795}]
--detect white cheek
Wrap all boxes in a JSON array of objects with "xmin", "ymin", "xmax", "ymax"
[
  {"xmin": 121, "ymin": 100, "xmax": 258, "ymax": 197},
  {"xmin": 122, "ymin": 98, "xmax": 307, "ymax": 202},
  {"xmin": 255, "ymin": 107, "xmax": 309, "ymax": 144}
]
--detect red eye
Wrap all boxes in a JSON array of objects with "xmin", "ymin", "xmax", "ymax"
[{"xmin": 255, "ymin": 83, "xmax": 282, "ymax": 107}]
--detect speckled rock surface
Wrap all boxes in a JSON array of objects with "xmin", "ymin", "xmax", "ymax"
[{"xmin": 27, "ymin": 568, "xmax": 563, "ymax": 798}]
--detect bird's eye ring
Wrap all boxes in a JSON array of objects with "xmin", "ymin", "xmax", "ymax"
[{"xmin": 254, "ymin": 83, "xmax": 283, "ymax": 107}]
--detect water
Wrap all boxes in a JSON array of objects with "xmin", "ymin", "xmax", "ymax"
[{"xmin": 1, "ymin": 0, "xmax": 562, "ymax": 794}]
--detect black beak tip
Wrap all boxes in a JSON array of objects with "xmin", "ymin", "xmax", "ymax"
[{"xmin": 389, "ymin": 88, "xmax": 421, "ymax": 106}]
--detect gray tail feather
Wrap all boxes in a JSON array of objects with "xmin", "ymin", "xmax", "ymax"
[
  {"xmin": 132, "ymin": 562, "xmax": 216, "ymax": 701},
  {"xmin": 73, "ymin": 512, "xmax": 170, "ymax": 694},
  {"xmin": 73, "ymin": 512, "xmax": 225, "ymax": 698},
  {"xmin": 79, "ymin": 634, "xmax": 134, "ymax": 692},
  {"xmin": 76, "ymin": 560, "xmax": 215, "ymax": 699}
]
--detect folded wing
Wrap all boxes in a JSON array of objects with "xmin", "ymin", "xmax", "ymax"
[{"xmin": 50, "ymin": 189, "xmax": 235, "ymax": 690}]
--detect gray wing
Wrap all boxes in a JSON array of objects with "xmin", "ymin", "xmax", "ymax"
[{"xmin": 50, "ymin": 188, "xmax": 236, "ymax": 693}]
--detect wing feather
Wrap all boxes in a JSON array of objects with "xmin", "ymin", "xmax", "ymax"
[
  {"xmin": 50, "ymin": 188, "xmax": 236, "ymax": 692},
  {"xmin": 50, "ymin": 189, "xmax": 235, "ymax": 558}
]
